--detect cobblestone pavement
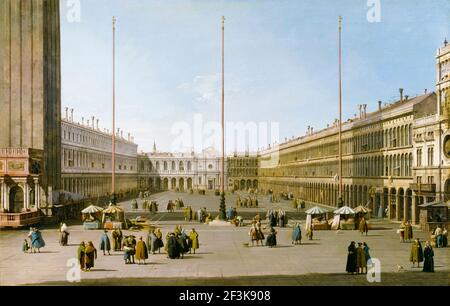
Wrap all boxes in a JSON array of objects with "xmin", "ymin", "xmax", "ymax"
[{"xmin": 1, "ymin": 193, "xmax": 448, "ymax": 286}]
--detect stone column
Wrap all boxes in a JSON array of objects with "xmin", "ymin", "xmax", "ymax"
[
  {"xmin": 35, "ymin": 181, "xmax": 40, "ymax": 209},
  {"xmin": 24, "ymin": 184, "xmax": 29, "ymax": 210},
  {"xmin": 412, "ymin": 195, "xmax": 417, "ymax": 225},
  {"xmin": 388, "ymin": 190, "xmax": 392, "ymax": 220},
  {"xmin": 395, "ymin": 192, "xmax": 400, "ymax": 221}
]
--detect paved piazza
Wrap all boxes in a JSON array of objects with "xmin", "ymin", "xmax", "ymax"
[{"xmin": 0, "ymin": 192, "xmax": 448, "ymax": 286}]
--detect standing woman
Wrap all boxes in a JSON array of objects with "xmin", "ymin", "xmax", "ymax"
[
  {"xmin": 363, "ymin": 242, "xmax": 371, "ymax": 264},
  {"xmin": 410, "ymin": 238, "xmax": 424, "ymax": 268},
  {"xmin": 359, "ymin": 217, "xmax": 368, "ymax": 236},
  {"xmin": 135, "ymin": 237, "xmax": 149, "ymax": 265},
  {"xmin": 30, "ymin": 228, "xmax": 45, "ymax": 253},
  {"xmin": 346, "ymin": 241, "xmax": 357, "ymax": 274},
  {"xmin": 422, "ymin": 241, "xmax": 434, "ymax": 272},
  {"xmin": 84, "ymin": 241, "xmax": 97, "ymax": 271},
  {"xmin": 77, "ymin": 241, "xmax": 86, "ymax": 271},
  {"xmin": 189, "ymin": 228, "xmax": 199, "ymax": 254},
  {"xmin": 292, "ymin": 223, "xmax": 302, "ymax": 245}
]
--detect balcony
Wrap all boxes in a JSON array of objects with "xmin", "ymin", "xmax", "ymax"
[
  {"xmin": 0, "ymin": 210, "xmax": 43, "ymax": 228},
  {"xmin": 409, "ymin": 183, "xmax": 436, "ymax": 193}
]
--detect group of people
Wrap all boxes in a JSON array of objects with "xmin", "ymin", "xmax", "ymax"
[
  {"xmin": 433, "ymin": 225, "xmax": 448, "ymax": 248},
  {"xmin": 267, "ymin": 209, "xmax": 288, "ymax": 227},
  {"xmin": 346, "ymin": 241, "xmax": 371, "ymax": 274},
  {"xmin": 399, "ymin": 220, "xmax": 414, "ymax": 242},
  {"xmin": 142, "ymin": 200, "xmax": 159, "ymax": 213},
  {"xmin": 77, "ymin": 241, "xmax": 97, "ymax": 271},
  {"xmin": 23, "ymin": 227, "xmax": 46, "ymax": 253},
  {"xmin": 410, "ymin": 238, "xmax": 435, "ymax": 272},
  {"xmin": 165, "ymin": 226, "xmax": 200, "ymax": 259},
  {"xmin": 236, "ymin": 196, "xmax": 259, "ymax": 208}
]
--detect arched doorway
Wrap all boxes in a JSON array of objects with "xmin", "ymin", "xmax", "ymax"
[
  {"xmin": 187, "ymin": 178, "xmax": 192, "ymax": 190},
  {"xmin": 163, "ymin": 178, "xmax": 168, "ymax": 190},
  {"xmin": 179, "ymin": 178, "xmax": 185, "ymax": 192},
  {"xmin": 405, "ymin": 189, "xmax": 412, "ymax": 222},
  {"xmin": 253, "ymin": 180, "xmax": 258, "ymax": 189},
  {"xmin": 445, "ymin": 179, "xmax": 450, "ymax": 202},
  {"xmin": 240, "ymin": 180, "xmax": 245, "ymax": 190},
  {"xmin": 390, "ymin": 188, "xmax": 397, "ymax": 220},
  {"xmin": 9, "ymin": 186, "xmax": 24, "ymax": 213},
  {"xmin": 246, "ymin": 180, "xmax": 251, "ymax": 190},
  {"xmin": 171, "ymin": 178, "xmax": 177, "ymax": 190},
  {"xmin": 156, "ymin": 178, "xmax": 161, "ymax": 191}
]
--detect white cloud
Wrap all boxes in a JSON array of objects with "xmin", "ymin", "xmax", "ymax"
[{"xmin": 177, "ymin": 73, "xmax": 240, "ymax": 106}]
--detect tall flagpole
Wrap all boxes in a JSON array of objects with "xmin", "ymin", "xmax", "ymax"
[
  {"xmin": 111, "ymin": 16, "xmax": 116, "ymax": 204},
  {"xmin": 221, "ymin": 16, "xmax": 225, "ymax": 194},
  {"xmin": 219, "ymin": 16, "xmax": 227, "ymax": 220},
  {"xmin": 338, "ymin": 16, "xmax": 343, "ymax": 207}
]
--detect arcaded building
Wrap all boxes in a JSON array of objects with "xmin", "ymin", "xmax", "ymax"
[
  {"xmin": 138, "ymin": 146, "xmax": 225, "ymax": 192},
  {"xmin": 227, "ymin": 153, "xmax": 258, "ymax": 191},
  {"xmin": 61, "ymin": 110, "xmax": 138, "ymax": 199},
  {"xmin": 258, "ymin": 42, "xmax": 450, "ymax": 224}
]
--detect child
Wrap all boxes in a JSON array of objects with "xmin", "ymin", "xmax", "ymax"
[{"xmin": 22, "ymin": 239, "xmax": 30, "ymax": 253}]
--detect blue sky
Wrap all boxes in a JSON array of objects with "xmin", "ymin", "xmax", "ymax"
[{"xmin": 60, "ymin": 0, "xmax": 450, "ymax": 153}]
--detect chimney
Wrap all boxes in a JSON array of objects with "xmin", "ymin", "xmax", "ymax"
[
  {"xmin": 121, "ymin": 130, "xmax": 123, "ymax": 138},
  {"xmin": 82, "ymin": 117, "xmax": 84, "ymax": 125},
  {"xmin": 70, "ymin": 108, "xmax": 74, "ymax": 122},
  {"xmin": 424, "ymin": 89, "xmax": 428, "ymax": 94},
  {"xmin": 117, "ymin": 128, "xmax": 120, "ymax": 136},
  {"xmin": 399, "ymin": 88, "xmax": 404, "ymax": 102},
  {"xmin": 363, "ymin": 104, "xmax": 367, "ymax": 118},
  {"xmin": 404, "ymin": 95, "xmax": 409, "ymax": 101},
  {"xmin": 378, "ymin": 101, "xmax": 382, "ymax": 111},
  {"xmin": 87, "ymin": 119, "xmax": 90, "ymax": 127},
  {"xmin": 65, "ymin": 107, "xmax": 68, "ymax": 120},
  {"xmin": 91, "ymin": 116, "xmax": 95, "ymax": 129},
  {"xmin": 96, "ymin": 119, "xmax": 99, "ymax": 130}
]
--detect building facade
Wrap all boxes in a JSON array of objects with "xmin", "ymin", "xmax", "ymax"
[
  {"xmin": 61, "ymin": 110, "xmax": 138, "ymax": 199},
  {"xmin": 138, "ymin": 147, "xmax": 225, "ymax": 192},
  {"xmin": 227, "ymin": 153, "xmax": 258, "ymax": 191},
  {"xmin": 258, "ymin": 42, "xmax": 450, "ymax": 224}
]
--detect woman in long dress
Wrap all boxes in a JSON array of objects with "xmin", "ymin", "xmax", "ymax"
[
  {"xmin": 266, "ymin": 227, "xmax": 277, "ymax": 248},
  {"xmin": 77, "ymin": 241, "xmax": 86, "ymax": 271},
  {"xmin": 422, "ymin": 241, "xmax": 434, "ymax": 272},
  {"xmin": 356, "ymin": 242, "xmax": 367, "ymax": 274},
  {"xmin": 30, "ymin": 228, "xmax": 45, "ymax": 253},
  {"xmin": 292, "ymin": 223, "xmax": 302, "ymax": 245},
  {"xmin": 135, "ymin": 237, "xmax": 148, "ymax": 265},
  {"xmin": 84, "ymin": 241, "xmax": 97, "ymax": 271},
  {"xmin": 410, "ymin": 238, "xmax": 424, "ymax": 268},
  {"xmin": 346, "ymin": 241, "xmax": 357, "ymax": 274}
]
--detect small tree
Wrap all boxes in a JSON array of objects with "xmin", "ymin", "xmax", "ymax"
[{"xmin": 219, "ymin": 192, "xmax": 227, "ymax": 220}]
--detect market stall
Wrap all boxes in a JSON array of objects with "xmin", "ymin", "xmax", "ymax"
[
  {"xmin": 81, "ymin": 205, "xmax": 104, "ymax": 230},
  {"xmin": 305, "ymin": 206, "xmax": 330, "ymax": 230},
  {"xmin": 102, "ymin": 204, "xmax": 125, "ymax": 230},
  {"xmin": 332, "ymin": 206, "xmax": 356, "ymax": 230}
]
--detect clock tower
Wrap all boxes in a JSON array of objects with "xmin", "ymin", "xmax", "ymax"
[{"xmin": 436, "ymin": 39, "xmax": 450, "ymax": 120}]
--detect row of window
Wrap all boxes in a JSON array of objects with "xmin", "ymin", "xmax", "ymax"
[
  {"xmin": 260, "ymin": 153, "xmax": 414, "ymax": 178},
  {"xmin": 416, "ymin": 147, "xmax": 434, "ymax": 167},
  {"xmin": 280, "ymin": 124, "xmax": 413, "ymax": 163},
  {"xmin": 62, "ymin": 148, "xmax": 135, "ymax": 171}
]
